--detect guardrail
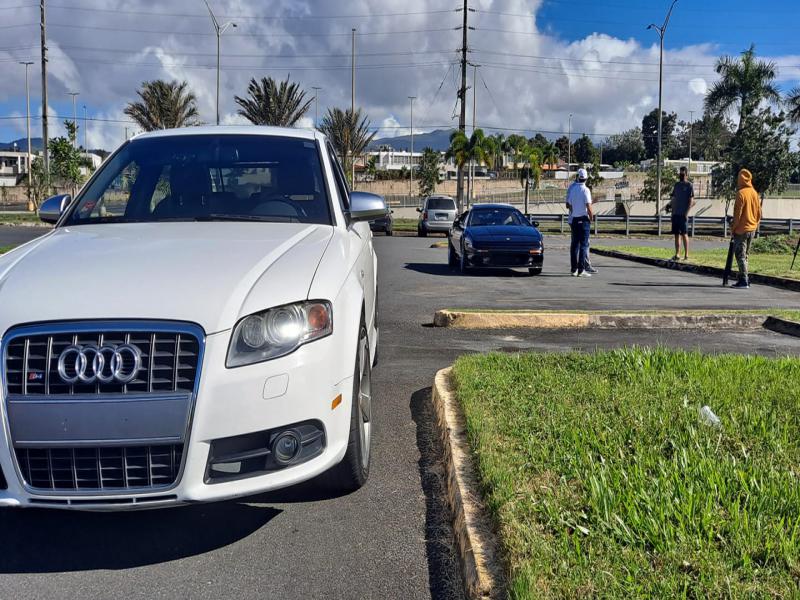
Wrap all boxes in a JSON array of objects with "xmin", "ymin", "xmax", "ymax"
[{"xmin": 527, "ymin": 213, "xmax": 800, "ymax": 237}]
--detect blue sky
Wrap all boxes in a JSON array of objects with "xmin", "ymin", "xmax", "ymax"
[
  {"xmin": 538, "ymin": 0, "xmax": 799, "ymax": 61},
  {"xmin": 0, "ymin": 0, "xmax": 798, "ymax": 148}
]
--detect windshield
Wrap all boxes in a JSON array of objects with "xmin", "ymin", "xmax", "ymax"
[
  {"xmin": 64, "ymin": 134, "xmax": 332, "ymax": 226},
  {"xmin": 468, "ymin": 207, "xmax": 528, "ymax": 227},
  {"xmin": 426, "ymin": 197, "xmax": 455, "ymax": 210}
]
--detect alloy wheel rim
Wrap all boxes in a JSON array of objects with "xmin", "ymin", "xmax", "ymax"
[{"xmin": 357, "ymin": 334, "xmax": 372, "ymax": 469}]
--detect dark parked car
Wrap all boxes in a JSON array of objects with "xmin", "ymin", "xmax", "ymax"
[
  {"xmin": 448, "ymin": 204, "xmax": 543, "ymax": 275},
  {"xmin": 369, "ymin": 210, "xmax": 393, "ymax": 235}
]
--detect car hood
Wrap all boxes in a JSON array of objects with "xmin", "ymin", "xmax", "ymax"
[
  {"xmin": 467, "ymin": 225, "xmax": 542, "ymax": 242},
  {"xmin": 0, "ymin": 222, "xmax": 334, "ymax": 335}
]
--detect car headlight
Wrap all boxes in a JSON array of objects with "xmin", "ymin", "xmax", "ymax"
[
  {"xmin": 226, "ymin": 300, "xmax": 333, "ymax": 367},
  {"xmin": 464, "ymin": 235, "xmax": 475, "ymax": 251}
]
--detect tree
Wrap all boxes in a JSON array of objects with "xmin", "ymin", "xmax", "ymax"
[
  {"xmin": 586, "ymin": 150, "xmax": 603, "ymax": 190},
  {"xmin": 50, "ymin": 121, "xmax": 91, "ymax": 193},
  {"xmin": 572, "ymin": 134, "xmax": 595, "ymax": 164},
  {"xmin": 711, "ymin": 106, "xmax": 794, "ymax": 207},
  {"xmin": 642, "ymin": 108, "xmax": 677, "ymax": 159},
  {"xmin": 705, "ymin": 44, "xmax": 780, "ymax": 132},
  {"xmin": 786, "ymin": 87, "xmax": 800, "ymax": 125},
  {"xmin": 554, "ymin": 136, "xmax": 570, "ymax": 162},
  {"xmin": 318, "ymin": 108, "xmax": 376, "ymax": 183},
  {"xmin": 641, "ymin": 164, "xmax": 678, "ymax": 211},
  {"xmin": 529, "ymin": 133, "xmax": 549, "ymax": 150},
  {"xmin": 417, "ymin": 147, "xmax": 440, "ymax": 197},
  {"xmin": 603, "ymin": 127, "xmax": 645, "ymax": 165},
  {"xmin": 124, "ymin": 80, "xmax": 199, "ymax": 131},
  {"xmin": 234, "ymin": 76, "xmax": 312, "ymax": 127},
  {"xmin": 541, "ymin": 142, "xmax": 559, "ymax": 178},
  {"xmin": 446, "ymin": 129, "xmax": 489, "ymax": 208},
  {"xmin": 517, "ymin": 144, "xmax": 543, "ymax": 214},
  {"xmin": 673, "ymin": 112, "xmax": 734, "ymax": 161},
  {"xmin": 27, "ymin": 156, "xmax": 50, "ymax": 210}
]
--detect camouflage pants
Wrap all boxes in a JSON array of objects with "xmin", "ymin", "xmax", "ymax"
[{"xmin": 733, "ymin": 231, "xmax": 754, "ymax": 282}]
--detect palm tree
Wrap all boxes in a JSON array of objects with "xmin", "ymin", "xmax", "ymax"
[
  {"xmin": 705, "ymin": 45, "xmax": 780, "ymax": 131},
  {"xmin": 541, "ymin": 142, "xmax": 559, "ymax": 179},
  {"xmin": 234, "ymin": 76, "xmax": 312, "ymax": 127},
  {"xmin": 446, "ymin": 129, "xmax": 489, "ymax": 207},
  {"xmin": 124, "ymin": 80, "xmax": 199, "ymax": 131},
  {"xmin": 318, "ymin": 107, "xmax": 376, "ymax": 183},
  {"xmin": 786, "ymin": 87, "xmax": 800, "ymax": 124},
  {"xmin": 518, "ymin": 144, "xmax": 543, "ymax": 214}
]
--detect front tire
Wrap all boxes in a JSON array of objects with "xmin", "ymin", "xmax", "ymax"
[
  {"xmin": 418, "ymin": 225, "xmax": 427, "ymax": 238},
  {"xmin": 323, "ymin": 319, "xmax": 371, "ymax": 492},
  {"xmin": 448, "ymin": 242, "xmax": 458, "ymax": 268},
  {"xmin": 459, "ymin": 246, "xmax": 470, "ymax": 275},
  {"xmin": 386, "ymin": 228, "xmax": 393, "ymax": 236}
]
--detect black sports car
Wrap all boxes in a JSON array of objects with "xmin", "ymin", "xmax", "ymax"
[
  {"xmin": 448, "ymin": 204, "xmax": 544, "ymax": 275},
  {"xmin": 369, "ymin": 210, "xmax": 394, "ymax": 236}
]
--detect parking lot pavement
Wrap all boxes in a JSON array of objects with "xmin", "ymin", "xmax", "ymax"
[
  {"xmin": 0, "ymin": 233, "xmax": 797, "ymax": 600},
  {"xmin": 378, "ymin": 235, "xmax": 799, "ymax": 325},
  {"xmin": 0, "ymin": 225, "xmax": 51, "ymax": 247}
]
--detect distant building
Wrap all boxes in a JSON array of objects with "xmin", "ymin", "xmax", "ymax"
[
  {"xmin": 0, "ymin": 150, "xmax": 30, "ymax": 187},
  {"xmin": 367, "ymin": 149, "xmax": 425, "ymax": 172},
  {"xmin": 640, "ymin": 158, "xmax": 722, "ymax": 176}
]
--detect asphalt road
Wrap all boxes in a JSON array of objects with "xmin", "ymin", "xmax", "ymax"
[{"xmin": 0, "ymin": 229, "xmax": 798, "ymax": 600}]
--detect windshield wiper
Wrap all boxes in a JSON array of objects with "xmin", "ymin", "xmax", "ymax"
[{"xmin": 201, "ymin": 214, "xmax": 300, "ymax": 223}]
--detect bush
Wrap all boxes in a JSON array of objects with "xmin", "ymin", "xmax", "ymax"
[{"xmin": 750, "ymin": 234, "xmax": 798, "ymax": 254}]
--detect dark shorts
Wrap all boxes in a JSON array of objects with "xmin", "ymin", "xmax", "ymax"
[{"xmin": 671, "ymin": 214, "xmax": 688, "ymax": 235}]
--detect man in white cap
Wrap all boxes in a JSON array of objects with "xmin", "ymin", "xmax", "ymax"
[{"xmin": 566, "ymin": 168, "xmax": 594, "ymax": 277}]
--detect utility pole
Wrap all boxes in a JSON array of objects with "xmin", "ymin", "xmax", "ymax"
[
  {"xmin": 567, "ymin": 113, "xmax": 572, "ymax": 181},
  {"xmin": 408, "ymin": 96, "xmax": 416, "ymax": 200},
  {"xmin": 456, "ymin": 0, "xmax": 469, "ymax": 211},
  {"xmin": 40, "ymin": 0, "xmax": 49, "ymax": 177},
  {"xmin": 83, "ymin": 104, "xmax": 87, "ymax": 149},
  {"xmin": 20, "ymin": 61, "xmax": 34, "ymax": 211},
  {"xmin": 688, "ymin": 109, "xmax": 694, "ymax": 176},
  {"xmin": 351, "ymin": 28, "xmax": 356, "ymax": 185},
  {"xmin": 648, "ymin": 0, "xmax": 678, "ymax": 236},
  {"xmin": 67, "ymin": 92, "xmax": 79, "ymax": 147},
  {"xmin": 312, "ymin": 86, "xmax": 322, "ymax": 128},
  {"xmin": 469, "ymin": 63, "xmax": 478, "ymax": 206},
  {"xmin": 204, "ymin": 0, "xmax": 236, "ymax": 126}
]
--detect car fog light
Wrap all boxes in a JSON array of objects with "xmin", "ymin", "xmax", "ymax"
[{"xmin": 272, "ymin": 431, "xmax": 302, "ymax": 464}]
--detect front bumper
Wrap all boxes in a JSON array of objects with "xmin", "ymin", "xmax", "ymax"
[
  {"xmin": 0, "ymin": 331, "xmax": 354, "ymax": 510},
  {"xmin": 465, "ymin": 249, "xmax": 544, "ymax": 269}
]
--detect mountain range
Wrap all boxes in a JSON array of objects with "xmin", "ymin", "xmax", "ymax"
[{"xmin": 368, "ymin": 129, "xmax": 455, "ymax": 152}]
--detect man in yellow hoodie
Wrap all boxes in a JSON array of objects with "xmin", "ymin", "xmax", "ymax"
[{"xmin": 730, "ymin": 168, "xmax": 762, "ymax": 289}]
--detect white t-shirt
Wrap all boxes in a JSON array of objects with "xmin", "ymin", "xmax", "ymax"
[{"xmin": 566, "ymin": 182, "xmax": 592, "ymax": 223}]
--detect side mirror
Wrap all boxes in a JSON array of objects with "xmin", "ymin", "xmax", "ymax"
[
  {"xmin": 416, "ymin": 207, "xmax": 422, "ymax": 213},
  {"xmin": 532, "ymin": 221, "xmax": 540, "ymax": 228},
  {"xmin": 349, "ymin": 191, "xmax": 389, "ymax": 223},
  {"xmin": 39, "ymin": 194, "xmax": 71, "ymax": 224}
]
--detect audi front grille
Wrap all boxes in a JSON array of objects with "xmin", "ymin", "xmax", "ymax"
[
  {"xmin": 5, "ymin": 327, "xmax": 200, "ymax": 395},
  {"xmin": 2, "ymin": 321, "xmax": 204, "ymax": 495},
  {"xmin": 15, "ymin": 444, "xmax": 183, "ymax": 491}
]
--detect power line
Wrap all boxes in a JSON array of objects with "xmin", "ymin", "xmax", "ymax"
[
  {"xmin": 45, "ymin": 3, "xmax": 461, "ymax": 20},
  {"xmin": 47, "ymin": 22, "xmax": 458, "ymax": 38}
]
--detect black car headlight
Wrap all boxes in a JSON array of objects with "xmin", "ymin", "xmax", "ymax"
[
  {"xmin": 226, "ymin": 301, "xmax": 333, "ymax": 367},
  {"xmin": 464, "ymin": 235, "xmax": 475, "ymax": 251}
]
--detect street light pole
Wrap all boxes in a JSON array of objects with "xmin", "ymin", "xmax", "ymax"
[
  {"xmin": 312, "ymin": 86, "xmax": 322, "ymax": 128},
  {"xmin": 83, "ymin": 104, "xmax": 87, "ymax": 149},
  {"xmin": 688, "ymin": 109, "xmax": 694, "ymax": 176},
  {"xmin": 351, "ymin": 27, "xmax": 356, "ymax": 185},
  {"xmin": 648, "ymin": 0, "xmax": 678, "ymax": 236},
  {"xmin": 408, "ymin": 96, "xmax": 416, "ymax": 199},
  {"xmin": 20, "ymin": 61, "xmax": 34, "ymax": 211},
  {"xmin": 567, "ymin": 113, "xmax": 572, "ymax": 181},
  {"xmin": 67, "ymin": 92, "xmax": 79, "ymax": 147},
  {"xmin": 204, "ymin": 0, "xmax": 236, "ymax": 126}
]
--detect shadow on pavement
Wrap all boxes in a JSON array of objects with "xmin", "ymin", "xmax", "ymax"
[
  {"xmin": 409, "ymin": 387, "xmax": 465, "ymax": 600},
  {"xmin": 404, "ymin": 263, "xmax": 534, "ymax": 278},
  {"xmin": 0, "ymin": 501, "xmax": 280, "ymax": 573}
]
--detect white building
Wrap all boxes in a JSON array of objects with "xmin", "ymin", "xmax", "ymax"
[
  {"xmin": 640, "ymin": 158, "xmax": 722, "ymax": 175},
  {"xmin": 367, "ymin": 149, "xmax": 424, "ymax": 172},
  {"xmin": 0, "ymin": 150, "xmax": 30, "ymax": 187}
]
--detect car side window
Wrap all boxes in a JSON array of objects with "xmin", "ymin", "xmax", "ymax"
[{"xmin": 327, "ymin": 144, "xmax": 350, "ymax": 212}]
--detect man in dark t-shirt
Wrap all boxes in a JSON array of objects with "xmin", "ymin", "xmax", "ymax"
[{"xmin": 670, "ymin": 166, "xmax": 695, "ymax": 260}]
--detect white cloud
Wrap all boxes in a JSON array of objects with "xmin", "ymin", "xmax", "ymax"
[{"xmin": 0, "ymin": 0, "xmax": 798, "ymax": 149}]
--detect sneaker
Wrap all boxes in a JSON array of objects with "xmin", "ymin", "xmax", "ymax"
[
  {"xmin": 578, "ymin": 271, "xmax": 592, "ymax": 278},
  {"xmin": 585, "ymin": 266, "xmax": 598, "ymax": 274},
  {"xmin": 730, "ymin": 280, "xmax": 750, "ymax": 289},
  {"xmin": 571, "ymin": 270, "xmax": 579, "ymax": 277},
  {"xmin": 670, "ymin": 255, "xmax": 680, "ymax": 261}
]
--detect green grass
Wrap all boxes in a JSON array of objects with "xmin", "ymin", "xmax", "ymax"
[
  {"xmin": 453, "ymin": 349, "xmax": 800, "ymax": 598},
  {"xmin": 603, "ymin": 244, "xmax": 800, "ymax": 281},
  {"xmin": 393, "ymin": 218, "xmax": 418, "ymax": 232},
  {"xmin": 0, "ymin": 212, "xmax": 43, "ymax": 225},
  {"xmin": 443, "ymin": 308, "xmax": 800, "ymax": 322}
]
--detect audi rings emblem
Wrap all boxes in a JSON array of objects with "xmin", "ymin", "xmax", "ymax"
[{"xmin": 57, "ymin": 343, "xmax": 143, "ymax": 384}]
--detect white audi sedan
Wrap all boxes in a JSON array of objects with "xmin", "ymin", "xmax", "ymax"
[{"xmin": 0, "ymin": 126, "xmax": 387, "ymax": 509}]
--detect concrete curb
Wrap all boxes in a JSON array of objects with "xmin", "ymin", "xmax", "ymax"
[
  {"xmin": 763, "ymin": 317, "xmax": 800, "ymax": 338},
  {"xmin": 433, "ymin": 309, "xmax": 767, "ymax": 330},
  {"xmin": 591, "ymin": 247, "xmax": 800, "ymax": 293},
  {"xmin": 431, "ymin": 367, "xmax": 505, "ymax": 600}
]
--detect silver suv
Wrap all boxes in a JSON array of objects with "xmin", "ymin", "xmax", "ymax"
[{"xmin": 417, "ymin": 195, "xmax": 457, "ymax": 237}]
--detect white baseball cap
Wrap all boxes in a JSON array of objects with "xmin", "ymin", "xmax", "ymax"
[{"xmin": 577, "ymin": 168, "xmax": 588, "ymax": 180}]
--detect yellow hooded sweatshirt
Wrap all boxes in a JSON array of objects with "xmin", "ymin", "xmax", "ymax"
[{"xmin": 732, "ymin": 169, "xmax": 761, "ymax": 234}]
